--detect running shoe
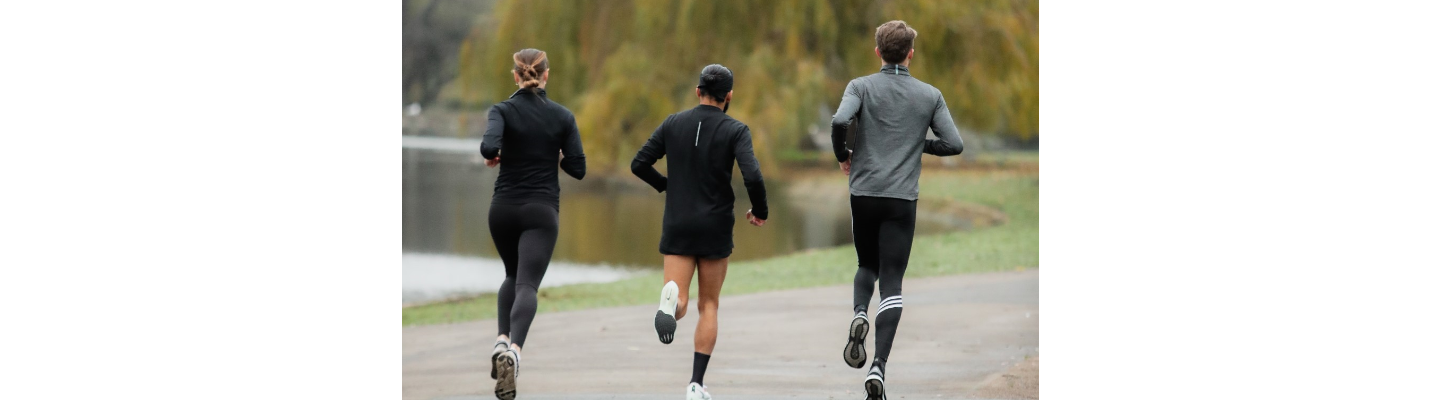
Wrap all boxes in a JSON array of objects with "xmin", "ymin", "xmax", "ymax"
[
  {"xmin": 843, "ymin": 311, "xmax": 869, "ymax": 368},
  {"xmin": 864, "ymin": 363, "xmax": 886, "ymax": 400},
  {"xmin": 493, "ymin": 349, "xmax": 519, "ymax": 400},
  {"xmin": 686, "ymin": 382, "xmax": 712, "ymax": 400},
  {"xmin": 490, "ymin": 339, "xmax": 509, "ymax": 379},
  {"xmin": 655, "ymin": 280, "xmax": 679, "ymax": 344}
]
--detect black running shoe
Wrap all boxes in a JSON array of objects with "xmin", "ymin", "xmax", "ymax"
[{"xmin": 864, "ymin": 363, "xmax": 886, "ymax": 400}]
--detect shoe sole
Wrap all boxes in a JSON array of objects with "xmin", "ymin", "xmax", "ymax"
[
  {"xmin": 655, "ymin": 310, "xmax": 677, "ymax": 344},
  {"xmin": 656, "ymin": 283, "xmax": 678, "ymax": 344},
  {"xmin": 864, "ymin": 376, "xmax": 885, "ymax": 400},
  {"xmin": 844, "ymin": 316, "xmax": 869, "ymax": 368},
  {"xmin": 494, "ymin": 352, "xmax": 517, "ymax": 400}
]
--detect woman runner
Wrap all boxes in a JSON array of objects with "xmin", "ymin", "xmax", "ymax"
[{"xmin": 479, "ymin": 48, "xmax": 587, "ymax": 400}]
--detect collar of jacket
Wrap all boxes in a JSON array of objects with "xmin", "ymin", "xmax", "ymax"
[
  {"xmin": 509, "ymin": 88, "xmax": 548, "ymax": 99},
  {"xmin": 880, "ymin": 64, "xmax": 911, "ymax": 76}
]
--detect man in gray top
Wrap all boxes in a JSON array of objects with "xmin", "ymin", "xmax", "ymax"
[{"xmin": 831, "ymin": 20, "xmax": 964, "ymax": 400}]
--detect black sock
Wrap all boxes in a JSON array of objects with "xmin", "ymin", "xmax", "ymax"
[
  {"xmin": 871, "ymin": 357, "xmax": 887, "ymax": 375},
  {"xmin": 691, "ymin": 352, "xmax": 711, "ymax": 386}
]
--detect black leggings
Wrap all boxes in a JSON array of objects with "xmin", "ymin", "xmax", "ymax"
[
  {"xmin": 850, "ymin": 195, "xmax": 917, "ymax": 363},
  {"xmin": 489, "ymin": 202, "xmax": 559, "ymax": 348}
]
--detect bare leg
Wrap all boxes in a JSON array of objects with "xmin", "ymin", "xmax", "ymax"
[
  {"xmin": 694, "ymin": 257, "xmax": 729, "ymax": 354},
  {"xmin": 663, "ymin": 255, "xmax": 698, "ymax": 320}
]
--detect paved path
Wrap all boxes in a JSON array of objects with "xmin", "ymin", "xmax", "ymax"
[{"xmin": 403, "ymin": 269, "xmax": 1038, "ymax": 400}]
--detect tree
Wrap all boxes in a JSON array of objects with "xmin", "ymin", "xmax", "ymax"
[{"xmin": 402, "ymin": 0, "xmax": 494, "ymax": 106}]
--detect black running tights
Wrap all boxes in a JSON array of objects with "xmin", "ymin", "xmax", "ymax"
[
  {"xmin": 490, "ymin": 202, "xmax": 559, "ymax": 348},
  {"xmin": 850, "ymin": 195, "xmax": 917, "ymax": 363}
]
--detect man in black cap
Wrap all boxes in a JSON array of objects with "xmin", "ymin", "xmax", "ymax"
[{"xmin": 631, "ymin": 64, "xmax": 769, "ymax": 400}]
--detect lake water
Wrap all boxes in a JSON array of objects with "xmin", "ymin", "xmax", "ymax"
[{"xmin": 401, "ymin": 137, "xmax": 955, "ymax": 304}]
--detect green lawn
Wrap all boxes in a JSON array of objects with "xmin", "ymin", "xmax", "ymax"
[
  {"xmin": 402, "ymin": 169, "xmax": 1038, "ymax": 326},
  {"xmin": 968, "ymin": 150, "xmax": 1040, "ymax": 165}
]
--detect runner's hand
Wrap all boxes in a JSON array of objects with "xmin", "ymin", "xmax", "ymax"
[
  {"xmin": 485, "ymin": 156, "xmax": 501, "ymax": 168},
  {"xmin": 839, "ymin": 150, "xmax": 852, "ymax": 175},
  {"xmin": 746, "ymin": 209, "xmax": 766, "ymax": 227}
]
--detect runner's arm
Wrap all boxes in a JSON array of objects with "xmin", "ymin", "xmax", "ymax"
[
  {"xmin": 559, "ymin": 113, "xmax": 587, "ymax": 180},
  {"xmin": 924, "ymin": 94, "xmax": 964, "ymax": 156},
  {"xmin": 734, "ymin": 127, "xmax": 768, "ymax": 220},
  {"xmin": 630, "ymin": 118, "xmax": 669, "ymax": 193},
  {"xmin": 481, "ymin": 105, "xmax": 504, "ymax": 160},
  {"xmin": 831, "ymin": 80, "xmax": 862, "ymax": 162}
]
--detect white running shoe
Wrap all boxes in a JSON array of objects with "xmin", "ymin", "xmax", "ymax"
[
  {"xmin": 489, "ymin": 338, "xmax": 510, "ymax": 379},
  {"xmin": 655, "ymin": 280, "xmax": 679, "ymax": 344},
  {"xmin": 494, "ymin": 349, "xmax": 519, "ymax": 400},
  {"xmin": 686, "ymin": 382, "xmax": 712, "ymax": 400}
]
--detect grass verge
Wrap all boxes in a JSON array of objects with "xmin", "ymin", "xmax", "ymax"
[{"xmin": 402, "ymin": 169, "xmax": 1037, "ymax": 326}]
